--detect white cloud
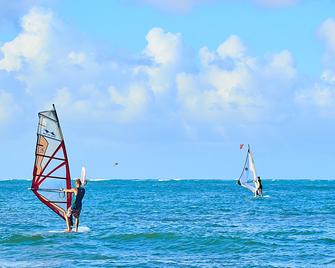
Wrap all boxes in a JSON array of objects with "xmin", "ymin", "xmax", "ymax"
[
  {"xmin": 177, "ymin": 36, "xmax": 297, "ymax": 124},
  {"xmin": 50, "ymin": 86, "xmax": 111, "ymax": 120},
  {"xmin": 297, "ymin": 18, "xmax": 335, "ymax": 117},
  {"xmin": 296, "ymin": 69, "xmax": 335, "ymax": 117},
  {"xmin": 319, "ymin": 18, "xmax": 335, "ymax": 51},
  {"xmin": 264, "ymin": 50, "xmax": 296, "ymax": 79},
  {"xmin": 135, "ymin": 27, "xmax": 186, "ymax": 95},
  {"xmin": 296, "ymin": 85, "xmax": 335, "ymax": 117},
  {"xmin": 0, "ymin": 7, "xmax": 299, "ymax": 134},
  {"xmin": 49, "ymin": 83, "xmax": 149, "ymax": 123},
  {"xmin": 0, "ymin": 7, "xmax": 52, "ymax": 71},
  {"xmin": 0, "ymin": 7, "xmax": 151, "ymax": 123},
  {"xmin": 51, "ymin": 87, "xmax": 72, "ymax": 108},
  {"xmin": 144, "ymin": 28, "xmax": 182, "ymax": 65},
  {"xmin": 109, "ymin": 85, "xmax": 148, "ymax": 122},
  {"xmin": 321, "ymin": 69, "xmax": 335, "ymax": 84},
  {"xmin": 217, "ymin": 35, "xmax": 246, "ymax": 60},
  {"xmin": 67, "ymin": 51, "xmax": 87, "ymax": 65},
  {"xmin": 318, "ymin": 18, "xmax": 335, "ymax": 66}
]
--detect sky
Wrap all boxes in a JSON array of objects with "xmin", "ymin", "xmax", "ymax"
[{"xmin": 0, "ymin": 0, "xmax": 335, "ymax": 180}]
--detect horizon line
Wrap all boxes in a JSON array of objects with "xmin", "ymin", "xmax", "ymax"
[{"xmin": 1, "ymin": 177, "xmax": 334, "ymax": 182}]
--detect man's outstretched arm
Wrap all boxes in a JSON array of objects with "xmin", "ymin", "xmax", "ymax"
[{"xmin": 63, "ymin": 188, "xmax": 75, "ymax": 193}]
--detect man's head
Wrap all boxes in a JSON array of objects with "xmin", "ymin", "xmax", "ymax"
[
  {"xmin": 75, "ymin": 179, "xmax": 82, "ymax": 188},
  {"xmin": 257, "ymin": 176, "xmax": 261, "ymax": 180}
]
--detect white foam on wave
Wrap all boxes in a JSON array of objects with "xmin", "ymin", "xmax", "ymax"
[
  {"xmin": 48, "ymin": 226, "xmax": 90, "ymax": 234},
  {"xmin": 0, "ymin": 178, "xmax": 32, "ymax": 181},
  {"xmin": 253, "ymin": 195, "xmax": 271, "ymax": 199},
  {"xmin": 158, "ymin": 178, "xmax": 182, "ymax": 182},
  {"xmin": 87, "ymin": 178, "xmax": 111, "ymax": 181},
  {"xmin": 88, "ymin": 178, "xmax": 208, "ymax": 181},
  {"xmin": 158, "ymin": 178, "xmax": 172, "ymax": 182}
]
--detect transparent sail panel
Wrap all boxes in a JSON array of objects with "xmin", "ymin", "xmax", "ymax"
[{"xmin": 31, "ymin": 106, "xmax": 72, "ymax": 220}]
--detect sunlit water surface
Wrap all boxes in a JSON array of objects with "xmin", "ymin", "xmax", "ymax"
[{"xmin": 1, "ymin": 180, "xmax": 335, "ymax": 267}]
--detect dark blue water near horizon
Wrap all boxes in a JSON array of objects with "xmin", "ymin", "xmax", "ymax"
[{"xmin": 1, "ymin": 179, "xmax": 335, "ymax": 267}]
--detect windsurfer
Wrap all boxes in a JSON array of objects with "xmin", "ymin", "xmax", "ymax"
[
  {"xmin": 63, "ymin": 179, "xmax": 86, "ymax": 232},
  {"xmin": 255, "ymin": 176, "xmax": 263, "ymax": 196}
]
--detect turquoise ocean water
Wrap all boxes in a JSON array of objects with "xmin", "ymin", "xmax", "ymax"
[{"xmin": 1, "ymin": 179, "xmax": 335, "ymax": 267}]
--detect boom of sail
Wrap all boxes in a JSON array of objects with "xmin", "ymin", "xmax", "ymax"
[
  {"xmin": 238, "ymin": 144, "xmax": 257, "ymax": 193},
  {"xmin": 31, "ymin": 105, "xmax": 72, "ymax": 220}
]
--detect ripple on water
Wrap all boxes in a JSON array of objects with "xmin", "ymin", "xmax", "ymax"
[
  {"xmin": 1, "ymin": 180, "xmax": 335, "ymax": 267},
  {"xmin": 2, "ymin": 234, "xmax": 46, "ymax": 244}
]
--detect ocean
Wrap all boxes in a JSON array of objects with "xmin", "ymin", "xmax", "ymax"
[{"xmin": 0, "ymin": 179, "xmax": 335, "ymax": 267}]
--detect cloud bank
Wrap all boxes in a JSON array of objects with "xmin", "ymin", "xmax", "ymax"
[
  {"xmin": 0, "ymin": 7, "xmax": 334, "ymax": 140},
  {"xmin": 295, "ymin": 17, "xmax": 335, "ymax": 117},
  {"xmin": 0, "ymin": 7, "xmax": 52, "ymax": 71}
]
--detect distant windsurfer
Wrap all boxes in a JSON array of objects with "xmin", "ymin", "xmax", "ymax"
[
  {"xmin": 63, "ymin": 179, "xmax": 86, "ymax": 232},
  {"xmin": 254, "ymin": 176, "xmax": 263, "ymax": 197}
]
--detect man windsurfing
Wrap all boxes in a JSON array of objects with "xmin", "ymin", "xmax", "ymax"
[
  {"xmin": 255, "ymin": 176, "xmax": 263, "ymax": 197},
  {"xmin": 63, "ymin": 179, "xmax": 85, "ymax": 232}
]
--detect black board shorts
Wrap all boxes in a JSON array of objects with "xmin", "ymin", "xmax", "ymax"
[{"xmin": 67, "ymin": 207, "xmax": 82, "ymax": 218}]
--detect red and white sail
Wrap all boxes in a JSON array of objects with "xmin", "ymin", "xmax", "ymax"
[{"xmin": 31, "ymin": 104, "xmax": 72, "ymax": 220}]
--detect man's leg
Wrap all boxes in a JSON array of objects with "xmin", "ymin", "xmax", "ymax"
[
  {"xmin": 65, "ymin": 211, "xmax": 72, "ymax": 232},
  {"xmin": 69, "ymin": 214, "xmax": 73, "ymax": 227},
  {"xmin": 75, "ymin": 217, "xmax": 79, "ymax": 232}
]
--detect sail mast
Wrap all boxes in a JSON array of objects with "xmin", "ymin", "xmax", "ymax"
[{"xmin": 52, "ymin": 104, "xmax": 72, "ymax": 209}]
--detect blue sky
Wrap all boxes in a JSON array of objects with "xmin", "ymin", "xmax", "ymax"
[{"xmin": 1, "ymin": 0, "xmax": 335, "ymax": 180}]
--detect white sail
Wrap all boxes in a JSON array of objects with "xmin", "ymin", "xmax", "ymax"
[
  {"xmin": 80, "ymin": 166, "xmax": 87, "ymax": 186},
  {"xmin": 248, "ymin": 149, "xmax": 257, "ymax": 181},
  {"xmin": 238, "ymin": 145, "xmax": 257, "ymax": 193}
]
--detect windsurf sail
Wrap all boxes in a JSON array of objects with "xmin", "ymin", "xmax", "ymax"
[
  {"xmin": 31, "ymin": 105, "xmax": 72, "ymax": 220},
  {"xmin": 238, "ymin": 144, "xmax": 257, "ymax": 193},
  {"xmin": 80, "ymin": 166, "xmax": 87, "ymax": 186}
]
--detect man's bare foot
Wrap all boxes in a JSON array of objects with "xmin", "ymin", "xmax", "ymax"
[{"xmin": 65, "ymin": 229, "xmax": 72, "ymax": 233}]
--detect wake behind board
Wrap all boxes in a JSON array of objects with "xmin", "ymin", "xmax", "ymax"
[
  {"xmin": 48, "ymin": 226, "xmax": 91, "ymax": 234},
  {"xmin": 253, "ymin": 194, "xmax": 270, "ymax": 199}
]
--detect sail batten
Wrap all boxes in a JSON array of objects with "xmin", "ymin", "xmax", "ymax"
[
  {"xmin": 36, "ymin": 161, "xmax": 67, "ymax": 185},
  {"xmin": 35, "ymin": 154, "xmax": 66, "ymax": 161},
  {"xmin": 31, "ymin": 105, "xmax": 72, "ymax": 220},
  {"xmin": 38, "ymin": 134, "xmax": 63, "ymax": 142}
]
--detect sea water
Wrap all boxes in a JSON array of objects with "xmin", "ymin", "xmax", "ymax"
[{"xmin": 0, "ymin": 179, "xmax": 335, "ymax": 267}]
